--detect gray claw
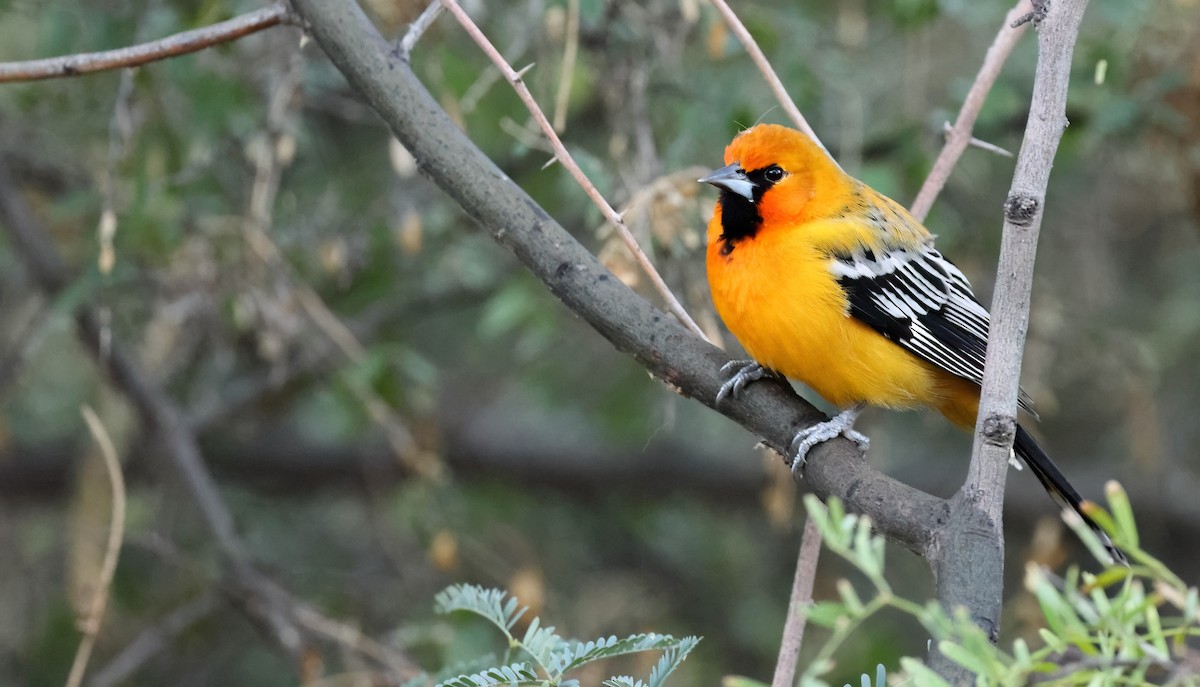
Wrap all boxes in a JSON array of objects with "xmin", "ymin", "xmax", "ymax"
[
  {"xmin": 789, "ymin": 404, "xmax": 869, "ymax": 475},
  {"xmin": 716, "ymin": 360, "xmax": 768, "ymax": 406}
]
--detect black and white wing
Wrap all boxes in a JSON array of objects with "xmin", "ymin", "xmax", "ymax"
[{"xmin": 829, "ymin": 245, "xmax": 1036, "ymax": 414}]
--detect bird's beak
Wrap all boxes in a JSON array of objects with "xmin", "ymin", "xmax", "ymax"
[{"xmin": 698, "ymin": 163, "xmax": 755, "ymax": 201}]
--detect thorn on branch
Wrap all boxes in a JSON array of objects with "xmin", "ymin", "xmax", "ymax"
[
  {"xmin": 942, "ymin": 121, "xmax": 1013, "ymax": 158},
  {"xmin": 513, "ymin": 63, "xmax": 535, "ymax": 81},
  {"xmin": 1004, "ymin": 193, "xmax": 1040, "ymax": 226}
]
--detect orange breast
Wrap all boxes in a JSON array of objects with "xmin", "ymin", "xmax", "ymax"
[{"xmin": 706, "ymin": 214, "xmax": 952, "ymax": 411}]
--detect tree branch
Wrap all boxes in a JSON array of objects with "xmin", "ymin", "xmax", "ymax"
[
  {"xmin": 396, "ymin": 0, "xmax": 444, "ymax": 60},
  {"xmin": 928, "ymin": 0, "xmax": 1091, "ymax": 679},
  {"xmin": 771, "ymin": 517, "xmax": 822, "ymax": 687},
  {"xmin": 970, "ymin": 0, "xmax": 1091, "ymax": 569},
  {"xmin": 438, "ymin": 0, "xmax": 706, "ymax": 339},
  {"xmin": 706, "ymin": 0, "xmax": 831, "ymax": 159},
  {"xmin": 89, "ymin": 592, "xmax": 220, "ymax": 687},
  {"xmin": 289, "ymin": 0, "xmax": 946, "ymax": 556},
  {"xmin": 0, "ymin": 4, "xmax": 293, "ymax": 83}
]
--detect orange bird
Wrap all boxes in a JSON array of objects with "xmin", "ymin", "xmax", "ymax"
[{"xmin": 701, "ymin": 123, "xmax": 1117, "ymax": 559}]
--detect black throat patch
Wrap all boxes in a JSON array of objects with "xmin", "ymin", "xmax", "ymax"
[
  {"xmin": 717, "ymin": 191, "xmax": 761, "ymax": 255},
  {"xmin": 716, "ymin": 165, "xmax": 782, "ymax": 255}
]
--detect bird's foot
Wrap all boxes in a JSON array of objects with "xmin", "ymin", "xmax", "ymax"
[
  {"xmin": 790, "ymin": 404, "xmax": 869, "ymax": 475},
  {"xmin": 716, "ymin": 360, "xmax": 774, "ymax": 406}
]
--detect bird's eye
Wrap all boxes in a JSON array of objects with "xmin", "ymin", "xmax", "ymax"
[{"xmin": 764, "ymin": 166, "xmax": 785, "ymax": 183}]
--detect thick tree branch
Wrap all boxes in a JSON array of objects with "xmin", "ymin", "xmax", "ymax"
[
  {"xmin": 928, "ymin": 0, "xmax": 1091, "ymax": 680},
  {"xmin": 969, "ymin": 0, "xmax": 1091, "ymax": 570},
  {"xmin": 289, "ymin": 0, "xmax": 945, "ymax": 556},
  {"xmin": 0, "ymin": 4, "xmax": 293, "ymax": 82}
]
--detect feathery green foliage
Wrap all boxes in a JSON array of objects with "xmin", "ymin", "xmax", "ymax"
[
  {"xmin": 431, "ymin": 584, "xmax": 700, "ymax": 687},
  {"xmin": 600, "ymin": 636, "xmax": 699, "ymax": 687},
  {"xmin": 797, "ymin": 485, "xmax": 1200, "ymax": 686}
]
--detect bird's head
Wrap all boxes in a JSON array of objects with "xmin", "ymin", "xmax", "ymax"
[{"xmin": 700, "ymin": 124, "xmax": 848, "ymax": 253}]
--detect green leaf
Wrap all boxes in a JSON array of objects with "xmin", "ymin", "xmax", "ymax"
[
  {"xmin": 1088, "ymin": 566, "xmax": 1133, "ymax": 590},
  {"xmin": 721, "ymin": 677, "xmax": 770, "ymax": 687},
  {"xmin": 836, "ymin": 579, "xmax": 865, "ymax": 617},
  {"xmin": 897, "ymin": 658, "xmax": 951, "ymax": 687},
  {"xmin": 434, "ymin": 585, "xmax": 528, "ymax": 639},
  {"xmin": 852, "ymin": 516, "xmax": 882, "ymax": 578},
  {"xmin": 1103, "ymin": 481, "xmax": 1138, "ymax": 550},
  {"xmin": 520, "ymin": 616, "xmax": 564, "ymax": 674},
  {"xmin": 936, "ymin": 640, "xmax": 989, "ymax": 677},
  {"xmin": 842, "ymin": 664, "xmax": 886, "ymax": 687},
  {"xmin": 1026, "ymin": 564, "xmax": 1085, "ymax": 638},
  {"xmin": 1063, "ymin": 508, "xmax": 1119, "ymax": 566},
  {"xmin": 803, "ymin": 601, "xmax": 849, "ymax": 629},
  {"xmin": 435, "ymin": 662, "xmax": 541, "ymax": 687},
  {"xmin": 644, "ymin": 636, "xmax": 700, "ymax": 687},
  {"xmin": 1012, "ymin": 638, "xmax": 1032, "ymax": 668},
  {"xmin": 557, "ymin": 633, "xmax": 685, "ymax": 674},
  {"xmin": 1037, "ymin": 628, "xmax": 1066, "ymax": 654},
  {"xmin": 803, "ymin": 496, "xmax": 832, "ymax": 539},
  {"xmin": 1143, "ymin": 602, "xmax": 1169, "ymax": 659}
]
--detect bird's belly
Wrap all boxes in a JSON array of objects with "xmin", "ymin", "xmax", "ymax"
[{"xmin": 710, "ymin": 245, "xmax": 940, "ymax": 410}]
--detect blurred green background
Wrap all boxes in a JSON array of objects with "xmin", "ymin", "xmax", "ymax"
[{"xmin": 1, "ymin": 0, "xmax": 1198, "ymax": 684}]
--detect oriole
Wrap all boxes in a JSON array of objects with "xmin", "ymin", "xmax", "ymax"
[{"xmin": 701, "ymin": 123, "xmax": 1117, "ymax": 559}]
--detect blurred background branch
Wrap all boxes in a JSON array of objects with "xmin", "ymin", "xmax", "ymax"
[
  {"xmin": 0, "ymin": 3, "xmax": 293, "ymax": 82},
  {"xmin": 0, "ymin": 160, "xmax": 420, "ymax": 682}
]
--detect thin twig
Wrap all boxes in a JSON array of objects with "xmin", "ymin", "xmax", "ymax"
[
  {"xmin": 438, "ymin": 0, "xmax": 707, "ymax": 340},
  {"xmin": 706, "ymin": 0, "xmax": 833, "ymax": 161},
  {"xmin": 943, "ymin": 121, "xmax": 1014, "ymax": 158},
  {"xmin": 909, "ymin": 0, "xmax": 1032, "ymax": 222},
  {"xmin": 397, "ymin": 1, "xmax": 445, "ymax": 60},
  {"xmin": 89, "ymin": 592, "xmax": 220, "ymax": 687},
  {"xmin": 292, "ymin": 605, "xmax": 415, "ymax": 677},
  {"xmin": 0, "ymin": 3, "xmax": 292, "ymax": 82},
  {"xmin": 771, "ymin": 517, "xmax": 822, "ymax": 687},
  {"xmin": 703, "ymin": 6, "xmax": 832, "ymax": 678},
  {"xmin": 0, "ymin": 293, "xmax": 53, "ymax": 391},
  {"xmin": 551, "ymin": 0, "xmax": 580, "ymax": 133},
  {"xmin": 66, "ymin": 406, "xmax": 127, "ymax": 687}
]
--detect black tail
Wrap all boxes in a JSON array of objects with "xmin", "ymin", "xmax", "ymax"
[{"xmin": 1014, "ymin": 424, "xmax": 1126, "ymax": 564}]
